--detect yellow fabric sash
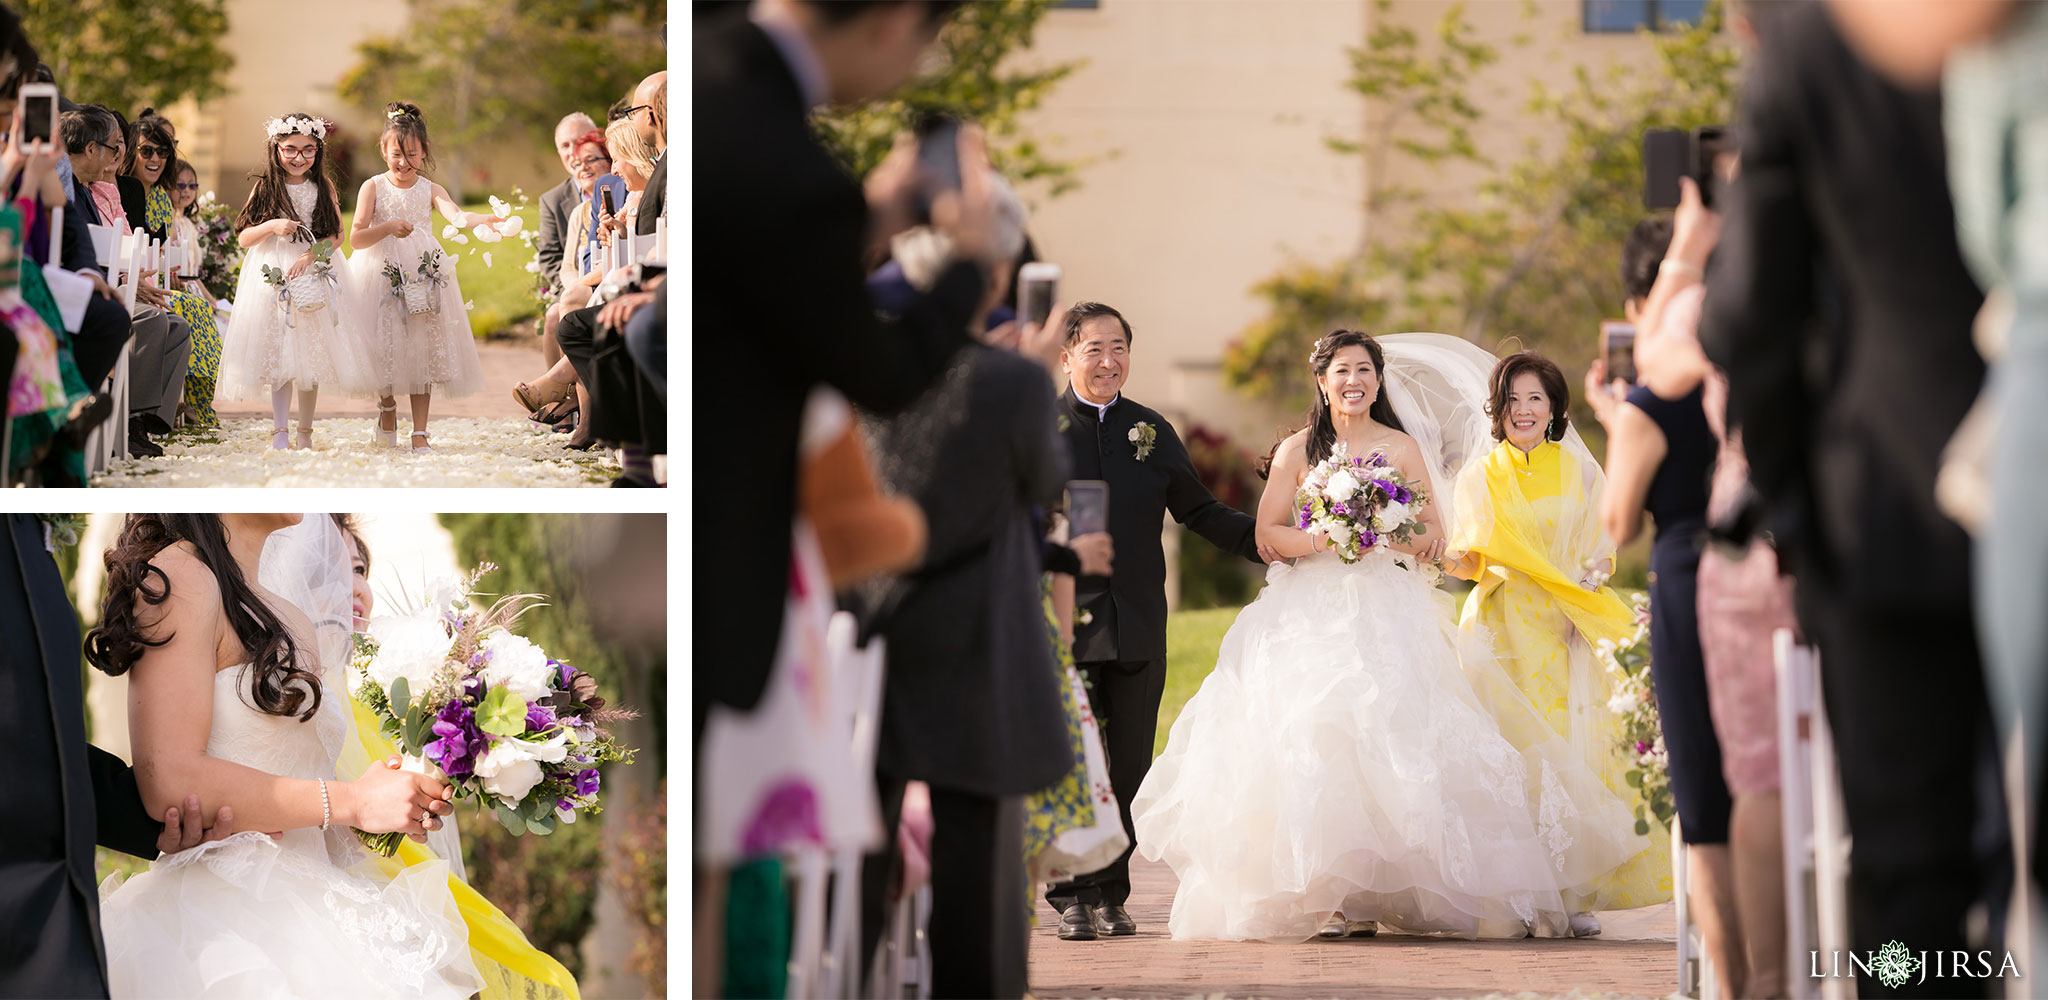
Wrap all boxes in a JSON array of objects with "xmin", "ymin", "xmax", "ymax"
[
  {"xmin": 1459, "ymin": 442, "xmax": 1634, "ymax": 647},
  {"xmin": 350, "ymin": 698, "xmax": 582, "ymax": 1000}
]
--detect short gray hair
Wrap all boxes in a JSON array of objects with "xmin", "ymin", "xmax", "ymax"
[
  {"xmin": 555, "ymin": 112, "xmax": 597, "ymax": 139},
  {"xmin": 891, "ymin": 171, "xmax": 1028, "ymax": 292},
  {"xmin": 61, "ymin": 107, "xmax": 118, "ymax": 156}
]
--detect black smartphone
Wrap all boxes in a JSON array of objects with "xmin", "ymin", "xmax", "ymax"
[
  {"xmin": 600, "ymin": 185, "xmax": 616, "ymax": 218},
  {"xmin": 914, "ymin": 112, "xmax": 962, "ymax": 222},
  {"xmin": 1642, "ymin": 128, "xmax": 1686, "ymax": 210},
  {"xmin": 1601, "ymin": 320, "xmax": 1638, "ymax": 386},
  {"xmin": 1691, "ymin": 125, "xmax": 1731, "ymax": 210},
  {"xmin": 1066, "ymin": 480, "xmax": 1109, "ymax": 538}
]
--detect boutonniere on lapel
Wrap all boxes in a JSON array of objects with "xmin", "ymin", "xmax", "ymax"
[
  {"xmin": 1128, "ymin": 421, "xmax": 1157, "ymax": 461},
  {"xmin": 1057, "ymin": 412, "xmax": 1071, "ymax": 433},
  {"xmin": 37, "ymin": 513, "xmax": 85, "ymax": 554}
]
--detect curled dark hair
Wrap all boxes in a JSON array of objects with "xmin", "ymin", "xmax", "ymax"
[
  {"xmin": 127, "ymin": 108, "xmax": 178, "ymax": 193},
  {"xmin": 378, "ymin": 101, "xmax": 435, "ymax": 171},
  {"xmin": 1257, "ymin": 330, "xmax": 1404, "ymax": 479},
  {"xmin": 233, "ymin": 110, "xmax": 342, "ymax": 242},
  {"xmin": 1486, "ymin": 351, "xmax": 1571, "ymax": 443},
  {"xmin": 85, "ymin": 515, "xmax": 323, "ymax": 722}
]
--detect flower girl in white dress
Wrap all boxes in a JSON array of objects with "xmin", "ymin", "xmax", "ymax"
[
  {"xmin": 344, "ymin": 102, "xmax": 497, "ymax": 453},
  {"xmin": 216, "ymin": 114, "xmax": 371, "ymax": 450}
]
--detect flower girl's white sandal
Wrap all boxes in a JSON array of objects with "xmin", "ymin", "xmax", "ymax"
[
  {"xmin": 270, "ymin": 424, "xmax": 290, "ymax": 451},
  {"xmin": 411, "ymin": 430, "xmax": 433, "ymax": 454},
  {"xmin": 374, "ymin": 400, "xmax": 398, "ymax": 448},
  {"xmin": 292, "ymin": 423, "xmax": 313, "ymax": 450}
]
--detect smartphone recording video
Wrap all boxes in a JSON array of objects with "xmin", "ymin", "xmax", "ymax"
[
  {"xmin": 18, "ymin": 83, "xmax": 57, "ymax": 147},
  {"xmin": 913, "ymin": 112, "xmax": 963, "ymax": 223},
  {"xmin": 1643, "ymin": 125, "xmax": 1733, "ymax": 211},
  {"xmin": 1601, "ymin": 321, "xmax": 1638, "ymax": 386},
  {"xmin": 1019, "ymin": 262, "xmax": 1060, "ymax": 328},
  {"xmin": 1066, "ymin": 480, "xmax": 1109, "ymax": 538}
]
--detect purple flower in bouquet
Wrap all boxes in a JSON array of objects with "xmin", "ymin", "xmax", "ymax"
[
  {"xmin": 557, "ymin": 661, "xmax": 577, "ymax": 688},
  {"xmin": 526, "ymin": 701, "xmax": 558, "ymax": 733},
  {"xmin": 1331, "ymin": 502, "xmax": 1349, "ymax": 517},
  {"xmin": 574, "ymin": 768, "xmax": 601, "ymax": 797},
  {"xmin": 425, "ymin": 701, "xmax": 484, "ymax": 777}
]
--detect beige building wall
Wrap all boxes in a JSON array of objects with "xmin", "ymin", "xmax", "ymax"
[
  {"xmin": 172, "ymin": 0, "xmax": 572, "ymax": 213},
  {"xmin": 1016, "ymin": 0, "xmax": 1675, "ymax": 450}
]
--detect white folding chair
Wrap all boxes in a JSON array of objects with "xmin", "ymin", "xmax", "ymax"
[{"xmin": 87, "ymin": 222, "xmax": 118, "ymax": 270}]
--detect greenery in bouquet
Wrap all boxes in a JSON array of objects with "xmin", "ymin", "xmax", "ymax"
[
  {"xmin": 350, "ymin": 563, "xmax": 637, "ymax": 857},
  {"xmin": 1596, "ymin": 593, "xmax": 1671, "ymax": 835},
  {"xmin": 190, "ymin": 194, "xmax": 245, "ymax": 295}
]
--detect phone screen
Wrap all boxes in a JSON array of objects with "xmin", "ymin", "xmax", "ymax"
[
  {"xmin": 1601, "ymin": 321, "xmax": 1638, "ymax": 385},
  {"xmin": 916, "ymin": 115, "xmax": 962, "ymax": 210},
  {"xmin": 1642, "ymin": 129, "xmax": 1686, "ymax": 210},
  {"xmin": 1692, "ymin": 126, "xmax": 1731, "ymax": 209},
  {"xmin": 1021, "ymin": 272, "xmax": 1057, "ymax": 327},
  {"xmin": 21, "ymin": 94, "xmax": 53, "ymax": 145},
  {"xmin": 601, "ymin": 186, "xmax": 615, "ymax": 217},
  {"xmin": 1066, "ymin": 480, "xmax": 1109, "ymax": 538}
]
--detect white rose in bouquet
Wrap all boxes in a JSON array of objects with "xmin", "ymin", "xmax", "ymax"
[
  {"xmin": 1372, "ymin": 500, "xmax": 1411, "ymax": 532},
  {"xmin": 367, "ymin": 611, "xmax": 453, "ymax": 706},
  {"xmin": 424, "ymin": 575, "xmax": 466, "ymax": 611},
  {"xmin": 474, "ymin": 730, "xmax": 573, "ymax": 804},
  {"xmin": 480, "ymin": 630, "xmax": 556, "ymax": 703},
  {"xmin": 1323, "ymin": 469, "xmax": 1361, "ymax": 504}
]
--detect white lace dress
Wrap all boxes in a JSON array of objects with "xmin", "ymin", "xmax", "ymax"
[
  {"xmin": 97, "ymin": 662, "xmax": 482, "ymax": 999},
  {"xmin": 341, "ymin": 172, "xmax": 486, "ymax": 398},
  {"xmin": 217, "ymin": 180, "xmax": 373, "ymax": 399},
  {"xmin": 1131, "ymin": 548, "xmax": 1624, "ymax": 942}
]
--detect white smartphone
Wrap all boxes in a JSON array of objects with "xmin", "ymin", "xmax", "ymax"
[
  {"xmin": 1019, "ymin": 261, "xmax": 1061, "ymax": 328},
  {"xmin": 17, "ymin": 82, "xmax": 56, "ymax": 149}
]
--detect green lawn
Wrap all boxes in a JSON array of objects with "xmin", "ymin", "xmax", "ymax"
[
  {"xmin": 1154, "ymin": 585, "xmax": 1649, "ymax": 758},
  {"xmin": 337, "ymin": 200, "xmax": 544, "ymax": 338}
]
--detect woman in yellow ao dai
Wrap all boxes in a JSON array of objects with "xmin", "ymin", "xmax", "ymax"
[{"xmin": 1447, "ymin": 352, "xmax": 1673, "ymax": 915}]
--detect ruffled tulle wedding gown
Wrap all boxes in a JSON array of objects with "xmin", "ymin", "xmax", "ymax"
[
  {"xmin": 1131, "ymin": 545, "xmax": 1644, "ymax": 942},
  {"xmin": 98, "ymin": 645, "xmax": 482, "ymax": 997}
]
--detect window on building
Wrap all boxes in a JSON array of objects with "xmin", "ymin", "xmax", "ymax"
[
  {"xmin": 1583, "ymin": 0, "xmax": 1709, "ymax": 33},
  {"xmin": 1052, "ymin": 0, "xmax": 1100, "ymax": 8}
]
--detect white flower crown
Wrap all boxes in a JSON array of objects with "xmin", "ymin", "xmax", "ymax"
[{"xmin": 264, "ymin": 115, "xmax": 328, "ymax": 141}]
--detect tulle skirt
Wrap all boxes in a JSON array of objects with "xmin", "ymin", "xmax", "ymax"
[
  {"xmin": 99, "ymin": 828, "xmax": 483, "ymax": 999},
  {"xmin": 1131, "ymin": 550, "xmax": 1644, "ymax": 942},
  {"xmin": 217, "ymin": 235, "xmax": 376, "ymax": 399},
  {"xmin": 341, "ymin": 233, "xmax": 486, "ymax": 399}
]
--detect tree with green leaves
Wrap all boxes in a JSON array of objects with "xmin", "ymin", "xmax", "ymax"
[
  {"xmin": 813, "ymin": 0, "xmax": 1086, "ymax": 195},
  {"xmin": 1225, "ymin": 0, "xmax": 1740, "ymax": 435},
  {"xmin": 17, "ymin": 0, "xmax": 234, "ymax": 113},
  {"xmin": 337, "ymin": 0, "xmax": 664, "ymax": 202}
]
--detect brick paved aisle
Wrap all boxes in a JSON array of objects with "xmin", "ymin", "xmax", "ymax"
[{"xmin": 1029, "ymin": 856, "xmax": 1679, "ymax": 1000}]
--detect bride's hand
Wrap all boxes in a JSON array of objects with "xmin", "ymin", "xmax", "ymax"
[
  {"xmin": 1420, "ymin": 537, "xmax": 1448, "ymax": 564},
  {"xmin": 344, "ymin": 756, "xmax": 454, "ymax": 837}
]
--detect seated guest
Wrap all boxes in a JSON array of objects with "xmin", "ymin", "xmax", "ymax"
[
  {"xmin": 60, "ymin": 105, "xmax": 192, "ymax": 457},
  {"xmin": 510, "ymin": 129, "xmax": 611, "ymax": 436},
  {"xmin": 536, "ymin": 112, "xmax": 598, "ymax": 310},
  {"xmin": 120, "ymin": 111, "xmax": 222, "ymax": 429},
  {"xmin": 593, "ymin": 115, "xmax": 656, "ymax": 252}
]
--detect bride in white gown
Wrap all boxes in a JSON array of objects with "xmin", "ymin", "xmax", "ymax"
[
  {"xmin": 87, "ymin": 514, "xmax": 481, "ymax": 999},
  {"xmin": 1130, "ymin": 332, "xmax": 1646, "ymax": 943}
]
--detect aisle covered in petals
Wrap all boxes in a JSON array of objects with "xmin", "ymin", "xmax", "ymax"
[{"xmin": 91, "ymin": 417, "xmax": 619, "ymax": 488}]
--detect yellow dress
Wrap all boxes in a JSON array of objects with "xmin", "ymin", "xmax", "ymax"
[
  {"xmin": 346, "ymin": 698, "xmax": 583, "ymax": 1000},
  {"xmin": 1453, "ymin": 440, "xmax": 1674, "ymax": 911}
]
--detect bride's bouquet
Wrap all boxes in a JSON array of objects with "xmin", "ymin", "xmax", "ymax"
[
  {"xmin": 1295, "ymin": 443, "xmax": 1431, "ymax": 564},
  {"xmin": 350, "ymin": 564, "xmax": 636, "ymax": 857}
]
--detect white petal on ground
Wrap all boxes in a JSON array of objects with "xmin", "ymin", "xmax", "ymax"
[{"xmin": 91, "ymin": 417, "xmax": 621, "ymax": 488}]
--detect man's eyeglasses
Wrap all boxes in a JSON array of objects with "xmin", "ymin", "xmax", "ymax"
[
  {"xmin": 610, "ymin": 104, "xmax": 650, "ymax": 122},
  {"xmin": 91, "ymin": 139, "xmax": 122, "ymax": 157},
  {"xmin": 136, "ymin": 145, "xmax": 168, "ymax": 161}
]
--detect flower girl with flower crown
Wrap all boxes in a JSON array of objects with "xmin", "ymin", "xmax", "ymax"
[
  {"xmin": 217, "ymin": 113, "xmax": 372, "ymax": 450},
  {"xmin": 342, "ymin": 102, "xmax": 502, "ymax": 453}
]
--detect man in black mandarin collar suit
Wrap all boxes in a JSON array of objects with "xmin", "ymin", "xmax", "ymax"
[
  {"xmin": 1043, "ymin": 302, "xmax": 1265, "ymax": 939},
  {"xmin": 0, "ymin": 515, "xmax": 235, "ymax": 996}
]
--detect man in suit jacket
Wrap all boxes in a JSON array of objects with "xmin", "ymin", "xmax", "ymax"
[
  {"xmin": 1699, "ymin": 6, "xmax": 2007, "ymax": 989},
  {"xmin": 696, "ymin": 0, "xmax": 1054, "ymax": 741},
  {"xmin": 0, "ymin": 515, "xmax": 235, "ymax": 996},
  {"xmin": 862, "ymin": 340, "xmax": 1075, "ymax": 997},
  {"xmin": 1043, "ymin": 301, "xmax": 1265, "ymax": 939},
  {"xmin": 627, "ymin": 71, "xmax": 665, "ymax": 237},
  {"xmin": 536, "ymin": 112, "xmax": 598, "ymax": 298}
]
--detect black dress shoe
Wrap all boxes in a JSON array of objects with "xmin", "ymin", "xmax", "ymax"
[
  {"xmin": 57, "ymin": 392, "xmax": 115, "ymax": 448},
  {"xmin": 1094, "ymin": 904, "xmax": 1137, "ymax": 936},
  {"xmin": 1056, "ymin": 902, "xmax": 1098, "ymax": 941},
  {"xmin": 126, "ymin": 422, "xmax": 164, "ymax": 459}
]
